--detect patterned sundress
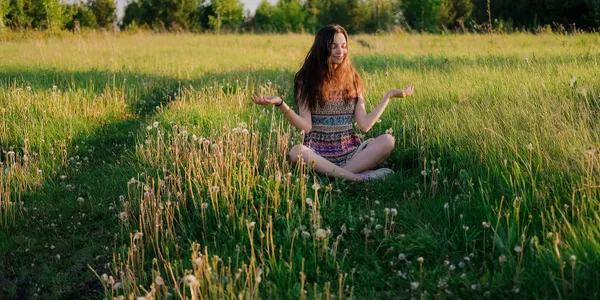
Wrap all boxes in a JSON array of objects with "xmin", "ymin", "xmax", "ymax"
[{"xmin": 303, "ymin": 91, "xmax": 363, "ymax": 166}]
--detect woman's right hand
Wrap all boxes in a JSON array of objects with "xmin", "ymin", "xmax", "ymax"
[{"xmin": 251, "ymin": 94, "xmax": 282, "ymax": 106}]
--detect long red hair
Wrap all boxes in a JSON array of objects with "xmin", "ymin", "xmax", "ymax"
[{"xmin": 294, "ymin": 24, "xmax": 364, "ymax": 111}]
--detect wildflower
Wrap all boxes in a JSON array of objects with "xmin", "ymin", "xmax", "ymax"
[
  {"xmin": 247, "ymin": 221, "xmax": 256, "ymax": 229},
  {"xmin": 305, "ymin": 198, "xmax": 313, "ymax": 207},
  {"xmin": 444, "ymin": 203, "xmax": 449, "ymax": 209},
  {"xmin": 570, "ymin": 77, "xmax": 577, "ymax": 87},
  {"xmin": 463, "ymin": 256, "xmax": 471, "ymax": 262},
  {"xmin": 526, "ymin": 143, "xmax": 534, "ymax": 151},
  {"xmin": 482, "ymin": 221, "xmax": 490, "ymax": 228},
  {"xmin": 312, "ymin": 182, "xmax": 321, "ymax": 191},
  {"xmin": 77, "ymin": 197, "xmax": 84, "ymax": 204},
  {"xmin": 391, "ymin": 208, "xmax": 398, "ymax": 216},
  {"xmin": 570, "ymin": 255, "xmax": 577, "ymax": 263},
  {"xmin": 101, "ymin": 273, "xmax": 109, "ymax": 282},
  {"xmin": 153, "ymin": 121, "xmax": 159, "ymax": 128},
  {"xmin": 60, "ymin": 175, "xmax": 67, "ymax": 180},
  {"xmin": 498, "ymin": 254, "xmax": 506, "ymax": 264},
  {"xmin": 241, "ymin": 129, "xmax": 249, "ymax": 134},
  {"xmin": 385, "ymin": 128, "xmax": 393, "ymax": 135},
  {"xmin": 118, "ymin": 211, "xmax": 128, "ymax": 221},
  {"xmin": 182, "ymin": 275, "xmax": 199, "ymax": 287},
  {"xmin": 375, "ymin": 224, "xmax": 383, "ymax": 230},
  {"xmin": 514, "ymin": 246, "xmax": 522, "ymax": 253},
  {"xmin": 363, "ymin": 228, "xmax": 372, "ymax": 238},
  {"xmin": 438, "ymin": 279, "xmax": 449, "ymax": 289},
  {"xmin": 410, "ymin": 282, "xmax": 420, "ymax": 290},
  {"xmin": 133, "ymin": 232, "xmax": 143, "ymax": 241},
  {"xmin": 201, "ymin": 202, "xmax": 208, "ymax": 209},
  {"xmin": 458, "ymin": 262, "xmax": 465, "ymax": 268},
  {"xmin": 113, "ymin": 282, "xmax": 122, "ymax": 290},
  {"xmin": 449, "ymin": 264, "xmax": 456, "ymax": 271},
  {"xmin": 384, "ymin": 208, "xmax": 390, "ymax": 214},
  {"xmin": 146, "ymin": 126, "xmax": 152, "ymax": 131},
  {"xmin": 462, "ymin": 225, "xmax": 469, "ymax": 231},
  {"xmin": 301, "ymin": 231, "xmax": 311, "ymax": 239},
  {"xmin": 315, "ymin": 229, "xmax": 327, "ymax": 240},
  {"xmin": 398, "ymin": 253, "xmax": 406, "ymax": 261},
  {"xmin": 374, "ymin": 200, "xmax": 380, "ymax": 205},
  {"xmin": 155, "ymin": 275, "xmax": 164, "ymax": 286},
  {"xmin": 546, "ymin": 232, "xmax": 553, "ymax": 238},
  {"xmin": 56, "ymin": 254, "xmax": 61, "ymax": 260},
  {"xmin": 417, "ymin": 257, "xmax": 424, "ymax": 263},
  {"xmin": 255, "ymin": 268, "xmax": 263, "ymax": 283}
]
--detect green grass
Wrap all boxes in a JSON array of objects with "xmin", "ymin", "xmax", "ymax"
[{"xmin": 1, "ymin": 32, "xmax": 599, "ymax": 299}]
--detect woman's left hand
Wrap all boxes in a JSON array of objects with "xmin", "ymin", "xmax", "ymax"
[{"xmin": 386, "ymin": 84, "xmax": 414, "ymax": 99}]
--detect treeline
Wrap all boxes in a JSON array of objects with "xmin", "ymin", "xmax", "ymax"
[{"xmin": 1, "ymin": 0, "xmax": 599, "ymax": 33}]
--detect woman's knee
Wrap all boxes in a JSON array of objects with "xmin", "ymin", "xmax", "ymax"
[
  {"xmin": 380, "ymin": 134, "xmax": 395, "ymax": 153},
  {"xmin": 289, "ymin": 144, "xmax": 308, "ymax": 163}
]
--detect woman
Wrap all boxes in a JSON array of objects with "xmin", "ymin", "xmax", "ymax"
[{"xmin": 251, "ymin": 24, "xmax": 414, "ymax": 181}]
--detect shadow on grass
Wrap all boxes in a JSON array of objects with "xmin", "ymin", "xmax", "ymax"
[{"xmin": 0, "ymin": 67, "xmax": 295, "ymax": 299}]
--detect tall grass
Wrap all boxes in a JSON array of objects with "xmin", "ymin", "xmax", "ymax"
[{"xmin": 1, "ymin": 32, "xmax": 599, "ymax": 298}]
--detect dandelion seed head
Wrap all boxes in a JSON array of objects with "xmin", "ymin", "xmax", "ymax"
[
  {"xmin": 247, "ymin": 221, "xmax": 256, "ymax": 229},
  {"xmin": 498, "ymin": 254, "xmax": 506, "ymax": 264},
  {"xmin": 315, "ymin": 229, "xmax": 327, "ymax": 240},
  {"xmin": 155, "ymin": 275, "xmax": 164, "ymax": 286},
  {"xmin": 182, "ymin": 274, "xmax": 199, "ymax": 287}
]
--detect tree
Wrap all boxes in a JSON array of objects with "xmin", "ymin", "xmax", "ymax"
[
  {"xmin": 5, "ymin": 0, "xmax": 33, "ymax": 29},
  {"xmin": 254, "ymin": 0, "xmax": 277, "ymax": 32},
  {"xmin": 27, "ymin": 0, "xmax": 64, "ymax": 31},
  {"xmin": 64, "ymin": 4, "xmax": 97, "ymax": 30},
  {"xmin": 89, "ymin": 0, "xmax": 116, "ymax": 29},
  {"xmin": 401, "ymin": 0, "xmax": 444, "ymax": 31},
  {"xmin": 208, "ymin": 0, "xmax": 243, "ymax": 32}
]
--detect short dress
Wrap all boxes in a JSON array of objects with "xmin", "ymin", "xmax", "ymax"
[{"xmin": 303, "ymin": 91, "xmax": 368, "ymax": 167}]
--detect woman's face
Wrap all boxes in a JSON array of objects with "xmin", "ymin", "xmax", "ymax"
[{"xmin": 329, "ymin": 33, "xmax": 348, "ymax": 65}]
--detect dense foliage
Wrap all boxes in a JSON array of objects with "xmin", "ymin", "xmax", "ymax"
[{"xmin": 1, "ymin": 0, "xmax": 599, "ymax": 33}]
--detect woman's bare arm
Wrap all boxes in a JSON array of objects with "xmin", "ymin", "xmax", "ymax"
[
  {"xmin": 354, "ymin": 84, "xmax": 414, "ymax": 132},
  {"xmin": 251, "ymin": 94, "xmax": 312, "ymax": 133}
]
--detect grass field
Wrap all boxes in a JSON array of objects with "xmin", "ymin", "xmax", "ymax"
[{"xmin": 1, "ymin": 32, "xmax": 599, "ymax": 299}]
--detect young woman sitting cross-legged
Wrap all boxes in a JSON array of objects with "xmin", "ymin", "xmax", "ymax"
[{"xmin": 251, "ymin": 24, "xmax": 414, "ymax": 181}]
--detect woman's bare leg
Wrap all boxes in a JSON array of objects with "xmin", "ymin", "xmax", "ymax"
[
  {"xmin": 289, "ymin": 145, "xmax": 363, "ymax": 181},
  {"xmin": 342, "ymin": 134, "xmax": 395, "ymax": 173}
]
